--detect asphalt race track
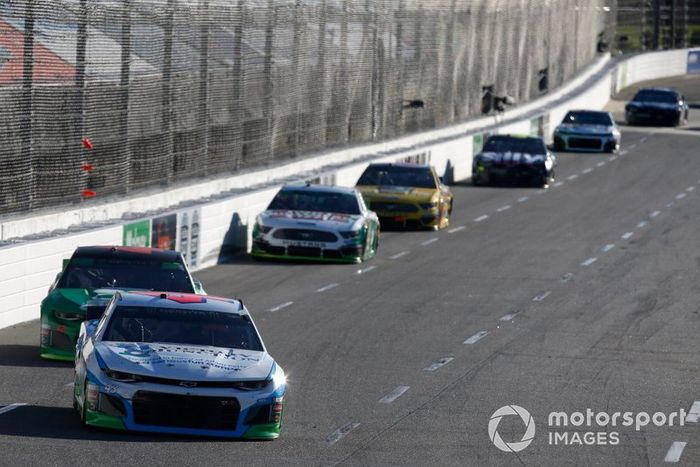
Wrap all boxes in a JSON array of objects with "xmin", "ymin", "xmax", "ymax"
[{"xmin": 2, "ymin": 76, "xmax": 700, "ymax": 466}]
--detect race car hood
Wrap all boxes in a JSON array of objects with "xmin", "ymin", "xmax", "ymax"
[
  {"xmin": 475, "ymin": 151, "xmax": 547, "ymax": 165},
  {"xmin": 259, "ymin": 210, "xmax": 364, "ymax": 231},
  {"xmin": 627, "ymin": 101, "xmax": 679, "ymax": 110},
  {"xmin": 555, "ymin": 123, "xmax": 615, "ymax": 135},
  {"xmin": 357, "ymin": 186, "xmax": 437, "ymax": 203},
  {"xmin": 96, "ymin": 341, "xmax": 274, "ymax": 381}
]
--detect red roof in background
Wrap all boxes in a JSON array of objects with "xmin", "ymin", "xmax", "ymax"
[{"xmin": 0, "ymin": 19, "xmax": 75, "ymax": 85}]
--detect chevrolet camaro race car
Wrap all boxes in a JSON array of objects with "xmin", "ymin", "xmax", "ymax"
[
  {"xmin": 625, "ymin": 87, "xmax": 689, "ymax": 126},
  {"xmin": 73, "ymin": 291, "xmax": 286, "ymax": 439},
  {"xmin": 355, "ymin": 163, "xmax": 453, "ymax": 229},
  {"xmin": 251, "ymin": 184, "xmax": 380, "ymax": 263},
  {"xmin": 553, "ymin": 110, "xmax": 620, "ymax": 152},
  {"xmin": 472, "ymin": 134, "xmax": 556, "ymax": 187},
  {"xmin": 41, "ymin": 246, "xmax": 204, "ymax": 361}
]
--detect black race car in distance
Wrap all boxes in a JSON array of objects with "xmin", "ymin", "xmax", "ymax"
[
  {"xmin": 625, "ymin": 88, "xmax": 689, "ymax": 127},
  {"xmin": 472, "ymin": 134, "xmax": 556, "ymax": 188}
]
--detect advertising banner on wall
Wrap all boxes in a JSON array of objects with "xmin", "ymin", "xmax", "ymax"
[
  {"xmin": 151, "ymin": 213, "xmax": 177, "ymax": 250},
  {"xmin": 178, "ymin": 208, "xmax": 201, "ymax": 267},
  {"xmin": 122, "ymin": 219, "xmax": 151, "ymax": 247}
]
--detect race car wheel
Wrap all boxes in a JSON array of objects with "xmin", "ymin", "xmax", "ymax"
[
  {"xmin": 79, "ymin": 381, "xmax": 87, "ymax": 426},
  {"xmin": 448, "ymin": 198, "xmax": 453, "ymax": 215}
]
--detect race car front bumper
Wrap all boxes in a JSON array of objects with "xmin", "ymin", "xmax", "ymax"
[
  {"xmin": 553, "ymin": 133, "xmax": 619, "ymax": 153},
  {"xmin": 77, "ymin": 370, "xmax": 285, "ymax": 439}
]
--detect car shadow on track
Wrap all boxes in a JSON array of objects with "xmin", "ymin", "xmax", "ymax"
[
  {"xmin": 0, "ymin": 405, "xmax": 255, "ymax": 442},
  {"xmin": 0, "ymin": 345, "xmax": 72, "ymax": 368}
]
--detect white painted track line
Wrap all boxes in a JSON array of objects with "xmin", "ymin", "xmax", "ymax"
[
  {"xmin": 0, "ymin": 403, "xmax": 28, "ymax": 416},
  {"xmin": 622, "ymin": 232, "xmax": 634, "ymax": 240},
  {"xmin": 421, "ymin": 238, "xmax": 438, "ymax": 246},
  {"xmin": 650, "ymin": 210, "xmax": 661, "ymax": 218},
  {"xmin": 268, "ymin": 301, "xmax": 293, "ymax": 312},
  {"xmin": 316, "ymin": 283, "xmax": 339, "ymax": 293},
  {"xmin": 474, "ymin": 215, "xmax": 488, "ymax": 222},
  {"xmin": 448, "ymin": 226, "xmax": 465, "ymax": 234},
  {"xmin": 517, "ymin": 196, "xmax": 529, "ymax": 203},
  {"xmin": 423, "ymin": 357, "xmax": 454, "ymax": 372},
  {"xmin": 463, "ymin": 331, "xmax": 489, "ymax": 345},
  {"xmin": 581, "ymin": 257, "xmax": 598, "ymax": 267},
  {"xmin": 356, "ymin": 265, "xmax": 376, "ymax": 275},
  {"xmin": 532, "ymin": 291, "xmax": 551, "ymax": 302},
  {"xmin": 602, "ymin": 244, "xmax": 615, "ymax": 252},
  {"xmin": 325, "ymin": 422, "xmax": 360, "ymax": 445},
  {"xmin": 496, "ymin": 205, "xmax": 511, "ymax": 212},
  {"xmin": 389, "ymin": 251, "xmax": 410, "ymax": 260},
  {"xmin": 378, "ymin": 386, "xmax": 410, "ymax": 404}
]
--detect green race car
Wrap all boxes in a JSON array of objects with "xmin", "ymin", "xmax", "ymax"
[{"xmin": 40, "ymin": 246, "xmax": 204, "ymax": 361}]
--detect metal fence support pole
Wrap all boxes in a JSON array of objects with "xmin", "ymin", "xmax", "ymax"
[
  {"xmin": 162, "ymin": 0, "xmax": 175, "ymax": 184},
  {"xmin": 76, "ymin": 0, "xmax": 88, "ymax": 201},
  {"xmin": 340, "ymin": 0, "xmax": 349, "ymax": 142},
  {"xmin": 231, "ymin": 0, "xmax": 244, "ymax": 169},
  {"xmin": 263, "ymin": 0, "xmax": 275, "ymax": 163},
  {"xmin": 292, "ymin": 0, "xmax": 302, "ymax": 154},
  {"xmin": 199, "ymin": 0, "xmax": 210, "ymax": 175},
  {"xmin": 653, "ymin": 0, "xmax": 661, "ymax": 49},
  {"xmin": 120, "ymin": 0, "xmax": 132, "ymax": 193},
  {"xmin": 21, "ymin": 0, "xmax": 35, "ymax": 210},
  {"xmin": 316, "ymin": 0, "xmax": 327, "ymax": 145}
]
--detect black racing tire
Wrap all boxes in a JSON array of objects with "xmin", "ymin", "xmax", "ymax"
[
  {"xmin": 471, "ymin": 174, "xmax": 480, "ymax": 186},
  {"xmin": 79, "ymin": 380, "xmax": 87, "ymax": 427},
  {"xmin": 448, "ymin": 198, "xmax": 453, "ymax": 215}
]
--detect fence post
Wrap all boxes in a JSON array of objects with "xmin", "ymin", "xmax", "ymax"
[
  {"xmin": 292, "ymin": 0, "xmax": 302, "ymax": 154},
  {"xmin": 21, "ymin": 0, "xmax": 35, "ymax": 210},
  {"xmin": 162, "ymin": 0, "xmax": 175, "ymax": 184},
  {"xmin": 263, "ymin": 0, "xmax": 275, "ymax": 163},
  {"xmin": 231, "ymin": 0, "xmax": 245, "ymax": 170},
  {"xmin": 76, "ymin": 0, "xmax": 88, "ymax": 201},
  {"xmin": 199, "ymin": 0, "xmax": 210, "ymax": 175},
  {"xmin": 120, "ymin": 0, "xmax": 132, "ymax": 193}
]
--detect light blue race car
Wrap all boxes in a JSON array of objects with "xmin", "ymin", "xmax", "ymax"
[
  {"xmin": 73, "ymin": 291, "xmax": 286, "ymax": 439},
  {"xmin": 553, "ymin": 110, "xmax": 621, "ymax": 153}
]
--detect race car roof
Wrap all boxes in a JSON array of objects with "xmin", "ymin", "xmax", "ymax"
[
  {"xmin": 116, "ymin": 291, "xmax": 245, "ymax": 314},
  {"xmin": 72, "ymin": 246, "xmax": 182, "ymax": 262},
  {"xmin": 282, "ymin": 183, "xmax": 357, "ymax": 195},
  {"xmin": 366, "ymin": 162, "xmax": 431, "ymax": 169}
]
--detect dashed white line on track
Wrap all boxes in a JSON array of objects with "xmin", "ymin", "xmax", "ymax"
[
  {"xmin": 664, "ymin": 442, "xmax": 687, "ymax": 463},
  {"xmin": 500, "ymin": 312, "xmax": 520, "ymax": 322},
  {"xmin": 448, "ymin": 226, "xmax": 465, "ymax": 233},
  {"xmin": 666, "ymin": 202, "xmax": 674, "ymax": 208},
  {"xmin": 463, "ymin": 331, "xmax": 489, "ymax": 345},
  {"xmin": 566, "ymin": 174, "xmax": 578, "ymax": 181},
  {"xmin": 582, "ymin": 168, "xmax": 593, "ymax": 174},
  {"xmin": 420, "ymin": 238, "xmax": 438, "ymax": 246},
  {"xmin": 423, "ymin": 357, "xmax": 454, "ymax": 372},
  {"xmin": 0, "ymin": 403, "xmax": 28, "ymax": 416},
  {"xmin": 650, "ymin": 210, "xmax": 661, "ymax": 218},
  {"xmin": 560, "ymin": 272, "xmax": 574, "ymax": 283},
  {"xmin": 474, "ymin": 215, "xmax": 489, "ymax": 222},
  {"xmin": 316, "ymin": 283, "xmax": 339, "ymax": 293},
  {"xmin": 496, "ymin": 205, "xmax": 511, "ymax": 212},
  {"xmin": 517, "ymin": 196, "xmax": 529, "ymax": 203},
  {"xmin": 356, "ymin": 265, "xmax": 377, "ymax": 275},
  {"xmin": 687, "ymin": 186, "xmax": 695, "ymax": 192},
  {"xmin": 637, "ymin": 221, "xmax": 648, "ymax": 228},
  {"xmin": 325, "ymin": 422, "xmax": 361, "ymax": 445},
  {"xmin": 553, "ymin": 181, "xmax": 564, "ymax": 188},
  {"xmin": 686, "ymin": 401, "xmax": 700, "ymax": 423},
  {"xmin": 676, "ymin": 193, "xmax": 687, "ymax": 200},
  {"xmin": 602, "ymin": 244, "xmax": 616, "ymax": 252},
  {"xmin": 64, "ymin": 382, "xmax": 74, "ymax": 388},
  {"xmin": 596, "ymin": 161, "xmax": 606, "ymax": 167},
  {"xmin": 378, "ymin": 386, "xmax": 410, "ymax": 404},
  {"xmin": 389, "ymin": 251, "xmax": 410, "ymax": 259},
  {"xmin": 533, "ymin": 291, "xmax": 551, "ymax": 302},
  {"xmin": 622, "ymin": 232, "xmax": 634, "ymax": 240},
  {"xmin": 581, "ymin": 257, "xmax": 598, "ymax": 267},
  {"xmin": 268, "ymin": 301, "xmax": 294, "ymax": 312},
  {"xmin": 609, "ymin": 155, "xmax": 618, "ymax": 161},
  {"xmin": 628, "ymin": 144, "xmax": 637, "ymax": 149}
]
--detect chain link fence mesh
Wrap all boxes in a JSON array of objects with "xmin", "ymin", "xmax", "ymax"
[{"xmin": 1, "ymin": 0, "xmax": 613, "ymax": 216}]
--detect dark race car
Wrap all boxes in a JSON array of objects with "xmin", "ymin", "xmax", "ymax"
[
  {"xmin": 553, "ymin": 110, "xmax": 621, "ymax": 153},
  {"xmin": 625, "ymin": 88, "xmax": 689, "ymax": 127},
  {"xmin": 40, "ymin": 246, "xmax": 204, "ymax": 361},
  {"xmin": 472, "ymin": 135, "xmax": 556, "ymax": 188}
]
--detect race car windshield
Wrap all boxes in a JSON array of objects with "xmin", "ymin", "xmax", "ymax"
[
  {"xmin": 58, "ymin": 257, "xmax": 194, "ymax": 293},
  {"xmin": 633, "ymin": 90, "xmax": 678, "ymax": 103},
  {"xmin": 268, "ymin": 190, "xmax": 361, "ymax": 214},
  {"xmin": 357, "ymin": 166, "xmax": 437, "ymax": 188},
  {"xmin": 482, "ymin": 137, "xmax": 546, "ymax": 154},
  {"xmin": 103, "ymin": 306, "xmax": 264, "ymax": 351},
  {"xmin": 562, "ymin": 112, "xmax": 612, "ymax": 125}
]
